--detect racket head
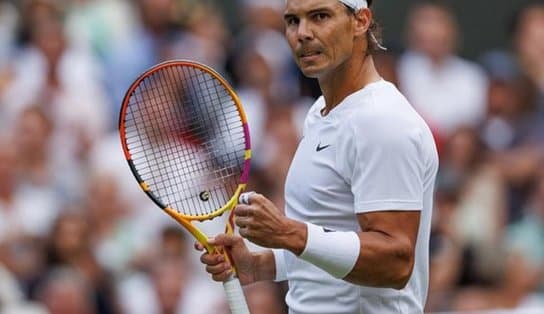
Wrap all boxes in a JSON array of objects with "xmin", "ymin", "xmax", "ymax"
[{"xmin": 119, "ymin": 60, "xmax": 251, "ymax": 223}]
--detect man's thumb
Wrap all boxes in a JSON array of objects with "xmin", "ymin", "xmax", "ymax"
[{"xmin": 208, "ymin": 234, "xmax": 239, "ymax": 247}]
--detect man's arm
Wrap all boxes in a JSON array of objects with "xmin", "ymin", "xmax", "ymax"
[
  {"xmin": 234, "ymin": 194, "xmax": 420, "ymax": 290},
  {"xmin": 345, "ymin": 211, "xmax": 419, "ymax": 288}
]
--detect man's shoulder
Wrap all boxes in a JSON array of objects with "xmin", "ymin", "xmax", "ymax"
[
  {"xmin": 343, "ymin": 82, "xmax": 435, "ymax": 146},
  {"xmin": 345, "ymin": 81, "xmax": 414, "ymax": 122}
]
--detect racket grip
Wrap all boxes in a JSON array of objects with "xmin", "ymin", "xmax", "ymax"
[{"xmin": 223, "ymin": 275, "xmax": 250, "ymax": 314}]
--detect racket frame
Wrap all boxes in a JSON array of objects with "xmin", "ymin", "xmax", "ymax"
[{"xmin": 118, "ymin": 60, "xmax": 252, "ymax": 254}]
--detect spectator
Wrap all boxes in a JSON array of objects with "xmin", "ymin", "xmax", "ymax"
[
  {"xmin": 1, "ymin": 0, "xmax": 110, "ymax": 135},
  {"xmin": 479, "ymin": 51, "xmax": 533, "ymax": 151},
  {"xmin": 104, "ymin": 0, "xmax": 188, "ymax": 111},
  {"xmin": 398, "ymin": 1, "xmax": 488, "ymax": 143},
  {"xmin": 439, "ymin": 127, "xmax": 508, "ymax": 285},
  {"xmin": 36, "ymin": 267, "xmax": 97, "ymax": 314},
  {"xmin": 117, "ymin": 225, "xmax": 224, "ymax": 314},
  {"xmin": 426, "ymin": 181, "xmax": 463, "ymax": 312},
  {"xmin": 229, "ymin": 43, "xmax": 273, "ymax": 168},
  {"xmin": 9, "ymin": 107, "xmax": 61, "ymax": 238},
  {"xmin": 151, "ymin": 256, "xmax": 190, "ymax": 314},
  {"xmin": 64, "ymin": 0, "xmax": 137, "ymax": 59},
  {"xmin": 484, "ymin": 3, "xmax": 544, "ymax": 223},
  {"xmin": 43, "ymin": 211, "xmax": 118, "ymax": 314},
  {"xmin": 511, "ymin": 2, "xmax": 544, "ymax": 143},
  {"xmin": 235, "ymin": 0, "xmax": 301, "ymax": 103},
  {"xmin": 0, "ymin": 262, "xmax": 47, "ymax": 314},
  {"xmin": 84, "ymin": 172, "xmax": 141, "ymax": 276},
  {"xmin": 505, "ymin": 170, "xmax": 544, "ymax": 294},
  {"xmin": 171, "ymin": 4, "xmax": 230, "ymax": 71}
]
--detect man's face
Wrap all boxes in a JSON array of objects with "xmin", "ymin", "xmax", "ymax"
[{"xmin": 284, "ymin": 0, "xmax": 355, "ymax": 78}]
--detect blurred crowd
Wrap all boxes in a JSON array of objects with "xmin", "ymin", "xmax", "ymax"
[{"xmin": 0, "ymin": 0, "xmax": 543, "ymax": 313}]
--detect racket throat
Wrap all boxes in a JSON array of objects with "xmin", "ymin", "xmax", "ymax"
[{"xmin": 163, "ymin": 207, "xmax": 214, "ymax": 252}]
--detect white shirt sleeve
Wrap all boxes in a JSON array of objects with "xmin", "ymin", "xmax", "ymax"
[{"xmin": 337, "ymin": 111, "xmax": 425, "ymax": 214}]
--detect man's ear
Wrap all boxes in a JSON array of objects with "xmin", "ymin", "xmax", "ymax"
[{"xmin": 353, "ymin": 8, "xmax": 372, "ymax": 37}]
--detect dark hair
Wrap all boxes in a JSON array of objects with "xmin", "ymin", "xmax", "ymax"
[{"xmin": 344, "ymin": 4, "xmax": 384, "ymax": 55}]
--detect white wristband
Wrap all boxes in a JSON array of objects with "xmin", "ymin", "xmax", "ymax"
[
  {"xmin": 272, "ymin": 249, "xmax": 287, "ymax": 282},
  {"xmin": 299, "ymin": 222, "xmax": 361, "ymax": 279}
]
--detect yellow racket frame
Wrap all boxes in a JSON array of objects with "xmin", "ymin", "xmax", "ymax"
[{"xmin": 119, "ymin": 60, "xmax": 252, "ymax": 255}]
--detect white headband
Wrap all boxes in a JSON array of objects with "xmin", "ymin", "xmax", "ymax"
[
  {"xmin": 284, "ymin": 0, "xmax": 368, "ymax": 10},
  {"xmin": 339, "ymin": 0, "xmax": 368, "ymax": 10}
]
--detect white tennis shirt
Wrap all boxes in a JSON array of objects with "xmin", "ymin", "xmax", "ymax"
[{"xmin": 275, "ymin": 80, "xmax": 439, "ymax": 314}]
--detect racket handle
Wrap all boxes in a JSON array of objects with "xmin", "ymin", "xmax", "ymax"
[{"xmin": 223, "ymin": 275, "xmax": 250, "ymax": 314}]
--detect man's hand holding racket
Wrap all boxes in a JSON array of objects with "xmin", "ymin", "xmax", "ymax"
[
  {"xmin": 195, "ymin": 234, "xmax": 257, "ymax": 285},
  {"xmin": 197, "ymin": 192, "xmax": 307, "ymax": 284},
  {"xmin": 235, "ymin": 192, "xmax": 306, "ymax": 254}
]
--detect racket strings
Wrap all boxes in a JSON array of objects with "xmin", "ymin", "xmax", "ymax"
[
  {"xmin": 155, "ymin": 67, "xmax": 222, "ymax": 214},
  {"xmin": 124, "ymin": 65, "xmax": 246, "ymax": 217},
  {"xmin": 127, "ymin": 81, "xmax": 238, "ymax": 215},
  {"xmin": 172, "ymin": 66, "xmax": 243, "ymax": 211},
  {"xmin": 125, "ymin": 71, "xmax": 244, "ymax": 151}
]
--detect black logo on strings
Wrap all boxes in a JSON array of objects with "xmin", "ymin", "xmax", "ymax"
[{"xmin": 199, "ymin": 191, "xmax": 210, "ymax": 202}]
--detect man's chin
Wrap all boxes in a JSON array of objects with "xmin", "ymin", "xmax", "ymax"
[{"xmin": 300, "ymin": 66, "xmax": 324, "ymax": 79}]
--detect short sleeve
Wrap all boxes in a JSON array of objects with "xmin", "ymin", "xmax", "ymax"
[{"xmin": 337, "ymin": 112, "xmax": 424, "ymax": 214}]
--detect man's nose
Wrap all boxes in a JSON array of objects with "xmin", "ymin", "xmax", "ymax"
[{"xmin": 297, "ymin": 19, "xmax": 314, "ymax": 42}]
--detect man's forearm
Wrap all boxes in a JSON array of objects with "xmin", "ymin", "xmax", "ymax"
[
  {"xmin": 343, "ymin": 231, "xmax": 414, "ymax": 289},
  {"xmin": 253, "ymin": 250, "xmax": 277, "ymax": 283}
]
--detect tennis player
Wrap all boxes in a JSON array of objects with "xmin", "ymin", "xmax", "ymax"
[{"xmin": 197, "ymin": 0, "xmax": 439, "ymax": 313}]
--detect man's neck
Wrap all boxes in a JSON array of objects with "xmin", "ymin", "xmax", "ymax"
[{"xmin": 318, "ymin": 54, "xmax": 381, "ymax": 115}]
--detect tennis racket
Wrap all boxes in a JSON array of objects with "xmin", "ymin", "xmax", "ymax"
[{"xmin": 119, "ymin": 60, "xmax": 251, "ymax": 314}]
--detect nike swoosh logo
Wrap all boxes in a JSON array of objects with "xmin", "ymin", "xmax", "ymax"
[{"xmin": 316, "ymin": 143, "xmax": 331, "ymax": 152}]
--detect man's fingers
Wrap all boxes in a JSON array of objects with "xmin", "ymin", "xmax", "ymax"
[
  {"xmin": 208, "ymin": 234, "xmax": 241, "ymax": 247},
  {"xmin": 194, "ymin": 242, "xmax": 204, "ymax": 251},
  {"xmin": 235, "ymin": 216, "xmax": 251, "ymax": 228},
  {"xmin": 206, "ymin": 262, "xmax": 231, "ymax": 275},
  {"xmin": 212, "ymin": 269, "xmax": 233, "ymax": 282},
  {"xmin": 234, "ymin": 204, "xmax": 253, "ymax": 217},
  {"xmin": 239, "ymin": 226, "xmax": 254, "ymax": 239},
  {"xmin": 200, "ymin": 252, "xmax": 225, "ymax": 265}
]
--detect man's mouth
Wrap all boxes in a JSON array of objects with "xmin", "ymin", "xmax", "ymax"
[{"xmin": 298, "ymin": 51, "xmax": 322, "ymax": 61}]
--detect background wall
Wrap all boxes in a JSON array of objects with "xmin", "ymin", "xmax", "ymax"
[{"xmin": 373, "ymin": 0, "xmax": 537, "ymax": 59}]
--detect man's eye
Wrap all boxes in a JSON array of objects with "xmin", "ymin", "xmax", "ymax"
[
  {"xmin": 314, "ymin": 13, "xmax": 329, "ymax": 21},
  {"xmin": 286, "ymin": 17, "xmax": 299, "ymax": 26}
]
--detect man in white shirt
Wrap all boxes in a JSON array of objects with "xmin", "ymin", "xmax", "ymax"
[{"xmin": 197, "ymin": 0, "xmax": 439, "ymax": 313}]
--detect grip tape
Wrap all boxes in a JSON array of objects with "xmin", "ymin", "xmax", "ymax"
[{"xmin": 223, "ymin": 276, "xmax": 250, "ymax": 314}]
